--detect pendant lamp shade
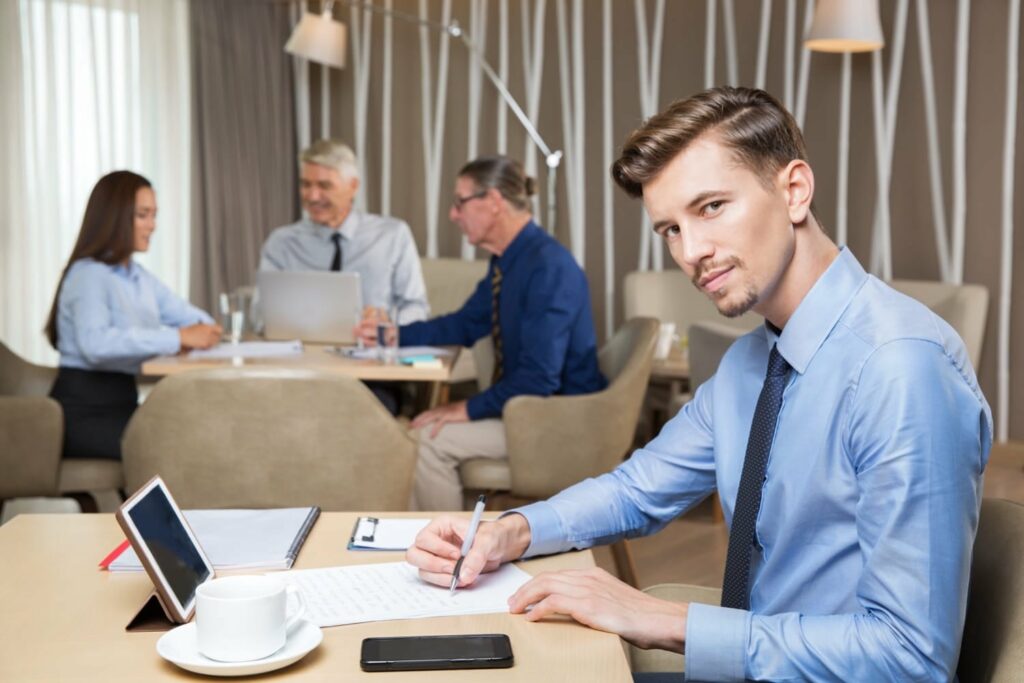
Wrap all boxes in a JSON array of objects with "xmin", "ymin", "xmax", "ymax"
[
  {"xmin": 805, "ymin": 0, "xmax": 884, "ymax": 53},
  {"xmin": 285, "ymin": 11, "xmax": 347, "ymax": 69}
]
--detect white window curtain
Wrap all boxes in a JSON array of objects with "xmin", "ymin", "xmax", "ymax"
[{"xmin": 0, "ymin": 0, "xmax": 191, "ymax": 366}]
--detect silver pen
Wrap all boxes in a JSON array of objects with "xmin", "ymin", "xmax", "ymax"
[{"xmin": 450, "ymin": 495, "xmax": 487, "ymax": 594}]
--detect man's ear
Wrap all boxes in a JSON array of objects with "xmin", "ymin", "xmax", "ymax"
[
  {"xmin": 780, "ymin": 159, "xmax": 813, "ymax": 225},
  {"xmin": 349, "ymin": 176, "xmax": 361, "ymax": 194}
]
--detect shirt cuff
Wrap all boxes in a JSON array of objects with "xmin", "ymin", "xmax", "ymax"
[
  {"xmin": 158, "ymin": 327, "xmax": 183, "ymax": 355},
  {"xmin": 505, "ymin": 501, "xmax": 569, "ymax": 558},
  {"xmin": 466, "ymin": 392, "xmax": 499, "ymax": 421},
  {"xmin": 684, "ymin": 603, "xmax": 750, "ymax": 682}
]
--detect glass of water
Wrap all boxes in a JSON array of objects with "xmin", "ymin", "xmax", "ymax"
[
  {"xmin": 376, "ymin": 308, "xmax": 399, "ymax": 363},
  {"xmin": 220, "ymin": 291, "xmax": 250, "ymax": 345}
]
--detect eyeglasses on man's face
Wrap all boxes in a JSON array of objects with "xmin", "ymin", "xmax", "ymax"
[{"xmin": 451, "ymin": 189, "xmax": 488, "ymax": 211}]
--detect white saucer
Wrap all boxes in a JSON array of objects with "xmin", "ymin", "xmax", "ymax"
[{"xmin": 156, "ymin": 619, "xmax": 323, "ymax": 677}]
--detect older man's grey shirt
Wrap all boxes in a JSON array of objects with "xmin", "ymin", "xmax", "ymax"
[{"xmin": 259, "ymin": 211, "xmax": 429, "ymax": 324}]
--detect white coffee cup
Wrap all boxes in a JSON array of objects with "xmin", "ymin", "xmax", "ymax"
[
  {"xmin": 655, "ymin": 322, "xmax": 677, "ymax": 360},
  {"xmin": 195, "ymin": 576, "xmax": 306, "ymax": 662}
]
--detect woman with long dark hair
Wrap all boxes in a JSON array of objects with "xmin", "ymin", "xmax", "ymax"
[{"xmin": 45, "ymin": 170, "xmax": 221, "ymax": 460}]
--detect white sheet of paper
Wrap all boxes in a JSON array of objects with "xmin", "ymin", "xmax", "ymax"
[
  {"xmin": 341, "ymin": 345, "xmax": 452, "ymax": 361},
  {"xmin": 274, "ymin": 561, "xmax": 532, "ymax": 627},
  {"xmin": 188, "ymin": 340, "xmax": 303, "ymax": 359}
]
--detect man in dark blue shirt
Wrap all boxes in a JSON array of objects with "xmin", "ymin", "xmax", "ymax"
[{"xmin": 363, "ymin": 156, "xmax": 605, "ymax": 510}]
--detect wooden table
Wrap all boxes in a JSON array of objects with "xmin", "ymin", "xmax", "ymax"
[
  {"xmin": 142, "ymin": 344, "xmax": 458, "ymax": 382},
  {"xmin": 0, "ymin": 513, "xmax": 632, "ymax": 682},
  {"xmin": 141, "ymin": 345, "xmax": 460, "ymax": 407}
]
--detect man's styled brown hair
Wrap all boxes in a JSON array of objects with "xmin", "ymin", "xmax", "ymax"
[{"xmin": 611, "ymin": 86, "xmax": 810, "ymax": 198}]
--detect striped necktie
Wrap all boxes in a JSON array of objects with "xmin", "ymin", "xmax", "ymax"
[
  {"xmin": 491, "ymin": 264, "xmax": 503, "ymax": 384},
  {"xmin": 720, "ymin": 344, "xmax": 792, "ymax": 611}
]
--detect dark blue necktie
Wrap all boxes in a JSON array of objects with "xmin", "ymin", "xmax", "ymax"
[
  {"xmin": 330, "ymin": 232, "xmax": 343, "ymax": 271},
  {"xmin": 720, "ymin": 344, "xmax": 792, "ymax": 610}
]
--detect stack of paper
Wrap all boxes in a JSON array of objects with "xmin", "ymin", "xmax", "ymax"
[
  {"xmin": 106, "ymin": 508, "xmax": 319, "ymax": 571},
  {"xmin": 188, "ymin": 340, "xmax": 303, "ymax": 359}
]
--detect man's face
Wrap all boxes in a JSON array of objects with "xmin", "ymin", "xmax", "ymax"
[
  {"xmin": 449, "ymin": 176, "xmax": 497, "ymax": 248},
  {"xmin": 642, "ymin": 136, "xmax": 797, "ymax": 318},
  {"xmin": 133, "ymin": 186, "xmax": 157, "ymax": 253},
  {"xmin": 300, "ymin": 162, "xmax": 359, "ymax": 228}
]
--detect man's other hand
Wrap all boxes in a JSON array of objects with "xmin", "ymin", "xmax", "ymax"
[
  {"xmin": 411, "ymin": 400, "xmax": 470, "ymax": 438},
  {"xmin": 508, "ymin": 567, "xmax": 689, "ymax": 653}
]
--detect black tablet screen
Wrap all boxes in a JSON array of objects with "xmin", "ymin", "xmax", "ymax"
[{"xmin": 128, "ymin": 485, "xmax": 210, "ymax": 608}]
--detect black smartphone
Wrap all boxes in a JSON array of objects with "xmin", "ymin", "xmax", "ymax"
[{"xmin": 360, "ymin": 633, "xmax": 514, "ymax": 671}]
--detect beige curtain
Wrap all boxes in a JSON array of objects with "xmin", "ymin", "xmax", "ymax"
[{"xmin": 189, "ymin": 0, "xmax": 300, "ymax": 314}]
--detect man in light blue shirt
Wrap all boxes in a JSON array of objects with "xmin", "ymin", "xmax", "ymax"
[
  {"xmin": 405, "ymin": 87, "xmax": 991, "ymax": 681},
  {"xmin": 259, "ymin": 139, "xmax": 429, "ymax": 325}
]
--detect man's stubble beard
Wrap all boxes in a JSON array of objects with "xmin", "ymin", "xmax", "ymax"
[{"xmin": 693, "ymin": 256, "xmax": 759, "ymax": 318}]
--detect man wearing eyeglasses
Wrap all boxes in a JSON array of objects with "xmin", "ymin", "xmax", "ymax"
[{"xmin": 358, "ymin": 155, "xmax": 606, "ymax": 511}]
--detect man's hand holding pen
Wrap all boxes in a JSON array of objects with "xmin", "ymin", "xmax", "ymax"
[{"xmin": 405, "ymin": 512, "xmax": 532, "ymax": 589}]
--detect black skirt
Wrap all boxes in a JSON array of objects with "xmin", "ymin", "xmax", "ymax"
[{"xmin": 49, "ymin": 367, "xmax": 138, "ymax": 460}]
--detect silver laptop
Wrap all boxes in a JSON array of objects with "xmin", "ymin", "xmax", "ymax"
[{"xmin": 257, "ymin": 270, "xmax": 362, "ymax": 344}]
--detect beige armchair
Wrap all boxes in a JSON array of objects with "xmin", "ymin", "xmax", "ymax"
[
  {"xmin": 0, "ymin": 342, "xmax": 62, "ymax": 500},
  {"xmin": 0, "ymin": 342, "xmax": 124, "ymax": 508},
  {"xmin": 630, "ymin": 499, "xmax": 1024, "ymax": 678},
  {"xmin": 623, "ymin": 269, "xmax": 761, "ymax": 334},
  {"xmin": 419, "ymin": 257, "xmax": 490, "ymax": 390},
  {"xmin": 957, "ymin": 498, "xmax": 1024, "ymax": 682},
  {"xmin": 460, "ymin": 317, "xmax": 659, "ymax": 585},
  {"xmin": 888, "ymin": 279, "xmax": 989, "ymax": 370},
  {"xmin": 122, "ymin": 367, "xmax": 417, "ymax": 510}
]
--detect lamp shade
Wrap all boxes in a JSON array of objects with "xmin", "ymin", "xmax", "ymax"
[
  {"xmin": 285, "ymin": 12, "xmax": 347, "ymax": 69},
  {"xmin": 805, "ymin": 0, "xmax": 884, "ymax": 53}
]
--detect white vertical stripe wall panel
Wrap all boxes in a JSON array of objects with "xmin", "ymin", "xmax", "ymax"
[
  {"xmin": 914, "ymin": 0, "xmax": 950, "ymax": 282},
  {"xmin": 417, "ymin": 0, "xmax": 452, "ymax": 258},
  {"xmin": 380, "ymin": 0, "xmax": 393, "ymax": 215},
  {"xmin": 997, "ymin": 0, "xmax": 1020, "ymax": 442},
  {"xmin": 634, "ymin": 0, "xmax": 666, "ymax": 272},
  {"xmin": 602, "ymin": 0, "xmax": 615, "ymax": 340},
  {"xmin": 462, "ymin": 0, "xmax": 487, "ymax": 259},
  {"xmin": 350, "ymin": 2, "xmax": 373, "ymax": 211},
  {"xmin": 496, "ymin": 0, "xmax": 509, "ymax": 154},
  {"xmin": 520, "ymin": 0, "xmax": 547, "ymax": 220},
  {"xmin": 950, "ymin": 0, "xmax": 971, "ymax": 284}
]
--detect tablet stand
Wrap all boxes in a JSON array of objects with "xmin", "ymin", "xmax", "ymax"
[{"xmin": 125, "ymin": 592, "xmax": 180, "ymax": 632}]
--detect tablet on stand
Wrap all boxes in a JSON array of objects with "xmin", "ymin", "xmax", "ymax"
[{"xmin": 115, "ymin": 476, "xmax": 215, "ymax": 630}]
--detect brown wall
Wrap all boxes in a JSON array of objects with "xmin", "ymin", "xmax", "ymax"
[{"xmin": 295, "ymin": 0, "xmax": 1022, "ymax": 438}]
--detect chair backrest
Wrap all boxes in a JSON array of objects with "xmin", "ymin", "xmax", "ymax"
[
  {"xmin": 623, "ymin": 269, "xmax": 762, "ymax": 337},
  {"xmin": 888, "ymin": 279, "xmax": 989, "ymax": 370},
  {"xmin": 0, "ymin": 341, "xmax": 57, "ymax": 397},
  {"xmin": 503, "ymin": 317, "xmax": 658, "ymax": 498},
  {"xmin": 122, "ymin": 368, "xmax": 417, "ymax": 510},
  {"xmin": 419, "ymin": 257, "xmax": 488, "ymax": 317},
  {"xmin": 688, "ymin": 321, "xmax": 751, "ymax": 392},
  {"xmin": 0, "ymin": 342, "xmax": 62, "ymax": 498},
  {"xmin": 957, "ymin": 498, "xmax": 1024, "ymax": 683}
]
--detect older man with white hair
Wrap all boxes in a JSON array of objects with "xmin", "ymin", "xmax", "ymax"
[
  {"xmin": 260, "ymin": 139, "xmax": 429, "ymax": 325},
  {"xmin": 260, "ymin": 140, "xmax": 429, "ymax": 414}
]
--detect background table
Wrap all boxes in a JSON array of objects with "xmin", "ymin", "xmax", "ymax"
[
  {"xmin": 0, "ymin": 513, "xmax": 632, "ymax": 682},
  {"xmin": 142, "ymin": 344, "xmax": 458, "ymax": 382}
]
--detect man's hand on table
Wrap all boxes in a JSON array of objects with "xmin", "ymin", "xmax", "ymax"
[
  {"xmin": 179, "ymin": 323, "xmax": 222, "ymax": 350},
  {"xmin": 509, "ymin": 568, "xmax": 689, "ymax": 653}
]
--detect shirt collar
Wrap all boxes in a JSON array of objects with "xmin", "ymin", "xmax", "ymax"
[
  {"xmin": 494, "ymin": 220, "xmax": 541, "ymax": 271},
  {"xmin": 303, "ymin": 209, "xmax": 361, "ymax": 241},
  {"xmin": 769, "ymin": 247, "xmax": 867, "ymax": 375},
  {"xmin": 111, "ymin": 259, "xmax": 139, "ymax": 281}
]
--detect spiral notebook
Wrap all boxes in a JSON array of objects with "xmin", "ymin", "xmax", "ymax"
[{"xmin": 103, "ymin": 507, "xmax": 320, "ymax": 571}]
